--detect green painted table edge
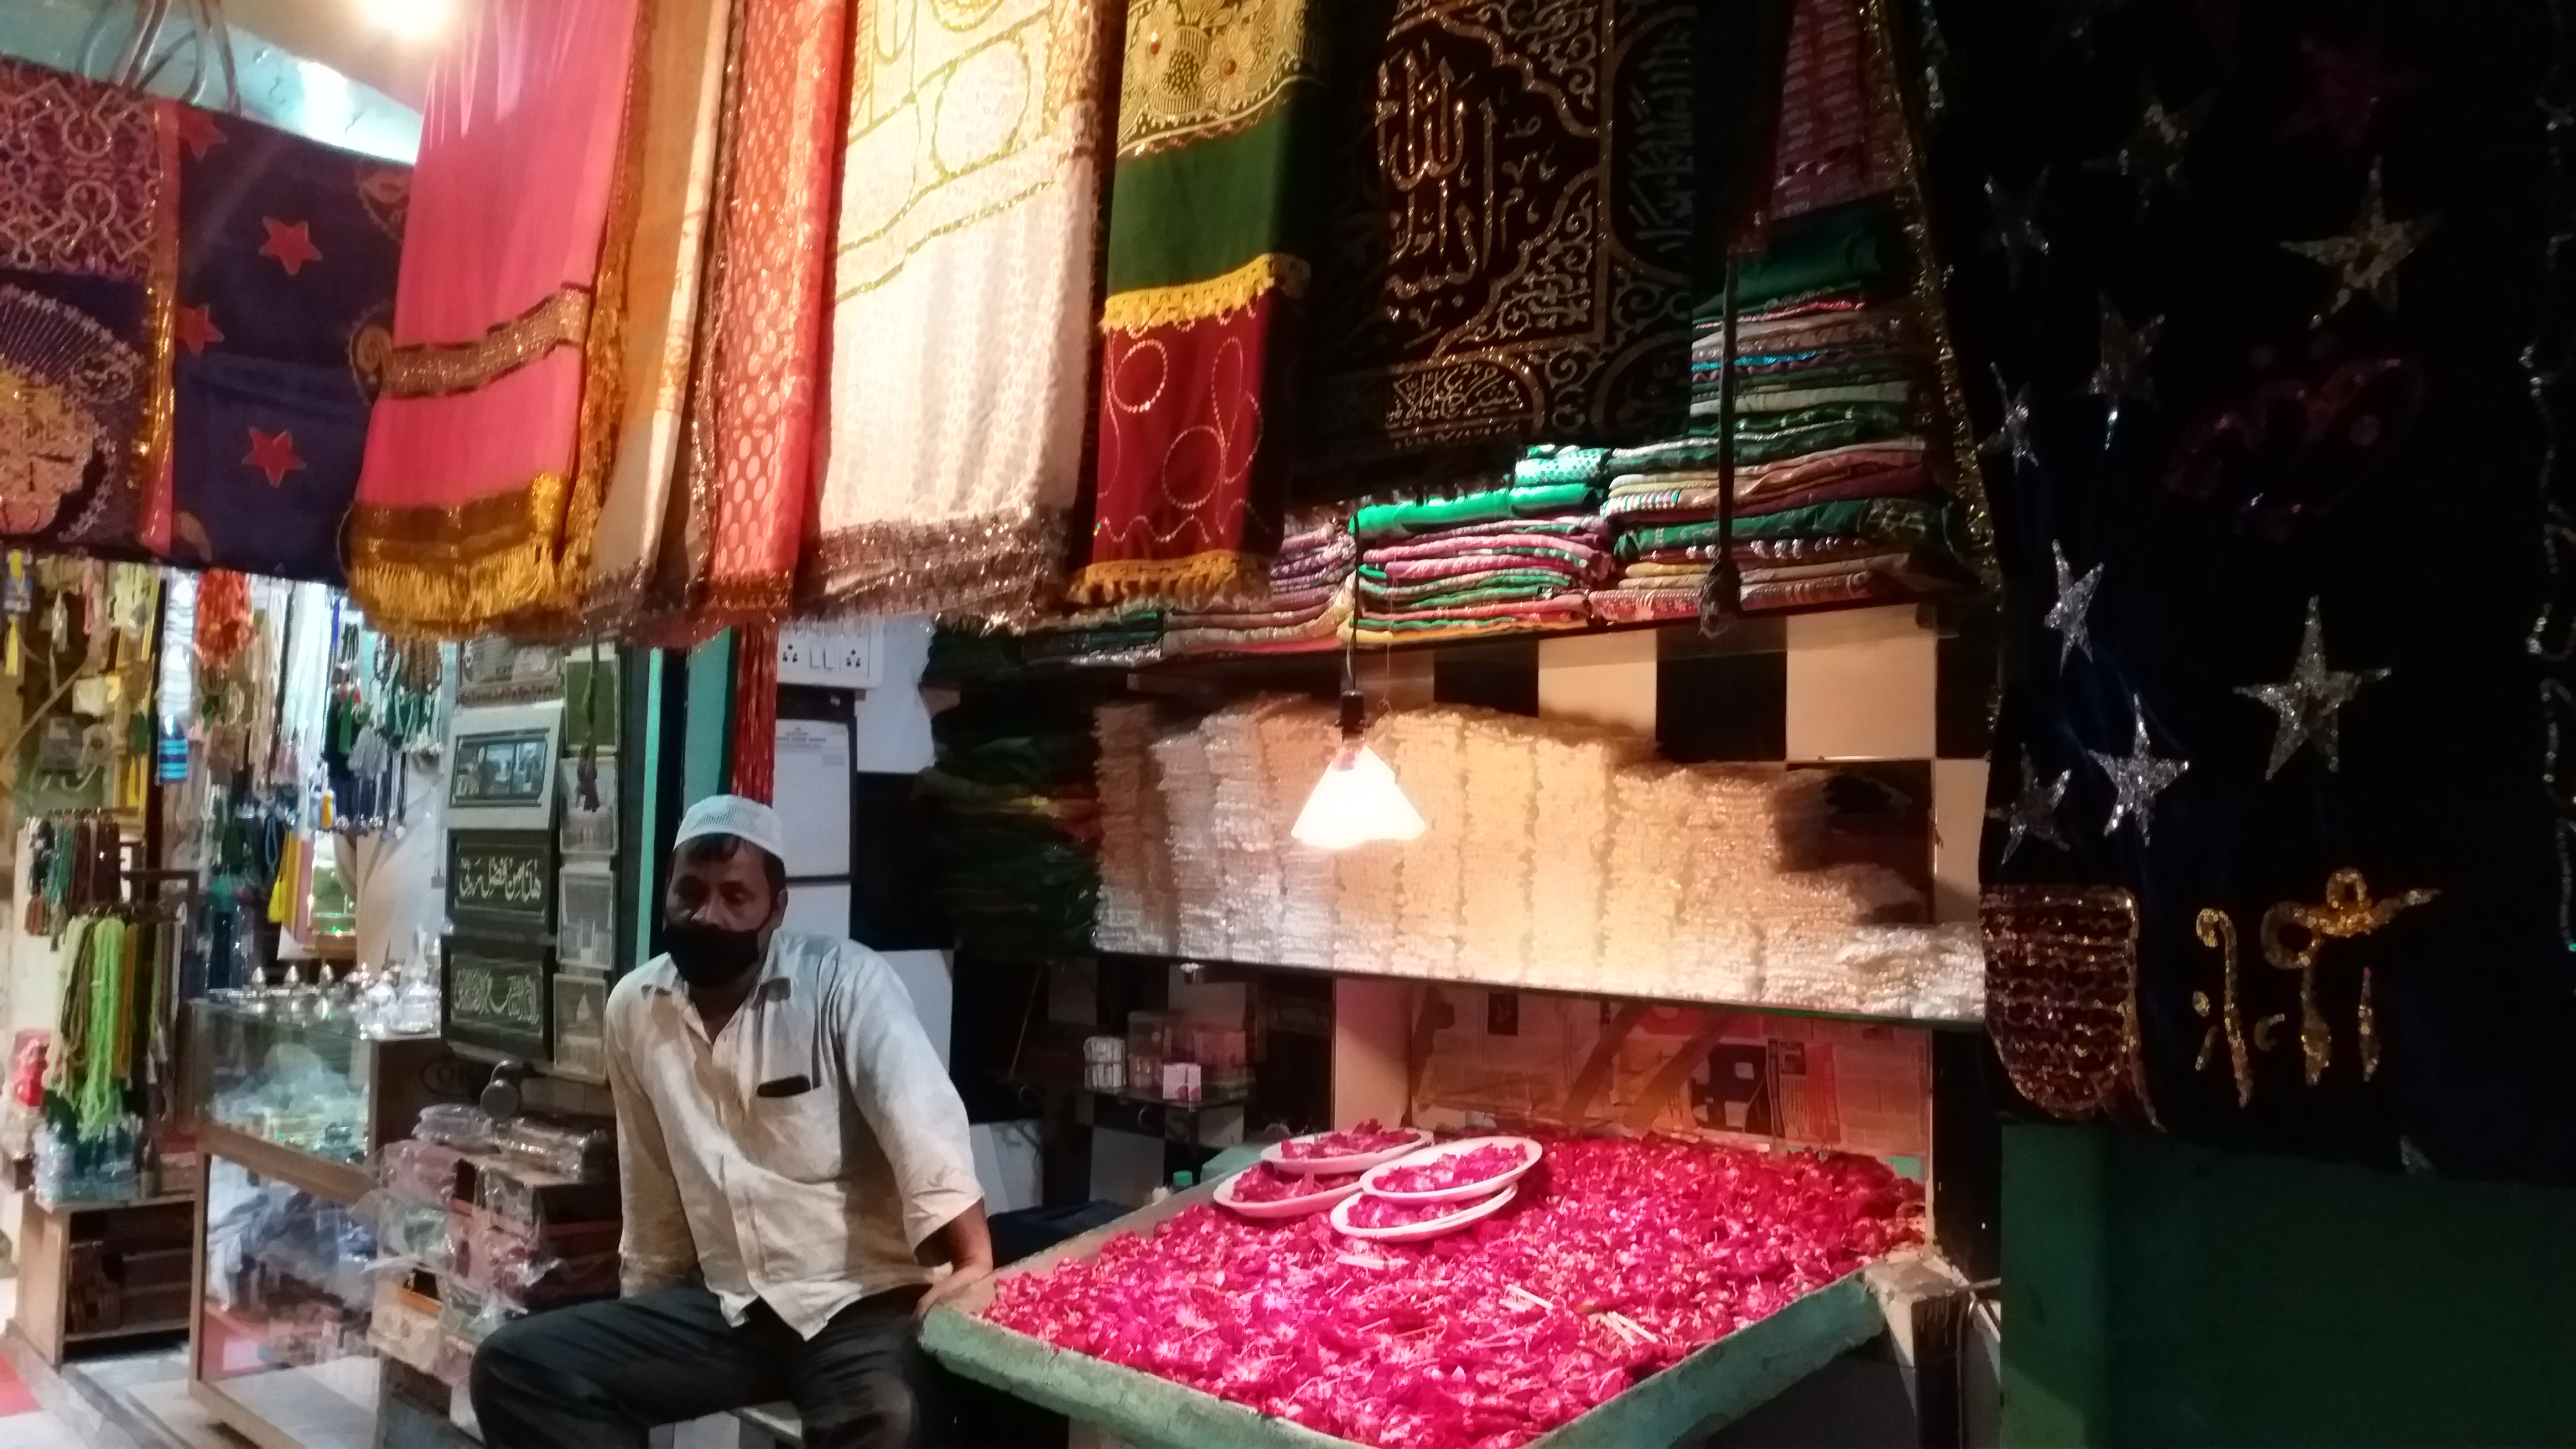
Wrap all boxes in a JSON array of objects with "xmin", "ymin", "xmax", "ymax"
[{"xmin": 923, "ymin": 1168, "xmax": 1887, "ymax": 1449}]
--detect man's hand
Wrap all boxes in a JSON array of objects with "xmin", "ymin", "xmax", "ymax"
[
  {"xmin": 915, "ymin": 1259, "xmax": 993, "ymax": 1320},
  {"xmin": 913, "ymin": 1200, "xmax": 995, "ymax": 1320}
]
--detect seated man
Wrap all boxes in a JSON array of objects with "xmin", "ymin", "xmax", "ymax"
[{"xmin": 472, "ymin": 795, "xmax": 989, "ymax": 1449}]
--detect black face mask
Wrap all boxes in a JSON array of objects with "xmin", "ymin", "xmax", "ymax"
[{"xmin": 664, "ymin": 917, "xmax": 765, "ymax": 989}]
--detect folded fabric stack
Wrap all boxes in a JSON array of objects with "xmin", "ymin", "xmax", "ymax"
[
  {"xmin": 1018, "ymin": 607, "xmax": 1167, "ymax": 670},
  {"xmin": 1593, "ymin": 201, "xmax": 1967, "ymax": 624},
  {"xmin": 1348, "ymin": 449, "xmax": 1613, "ymax": 646},
  {"xmin": 919, "ymin": 708, "xmax": 1100, "ymax": 957},
  {"xmin": 1162, "ymin": 514, "xmax": 1356, "ymax": 656}
]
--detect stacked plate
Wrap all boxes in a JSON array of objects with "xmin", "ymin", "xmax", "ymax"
[
  {"xmin": 1213, "ymin": 1124, "xmax": 1430, "ymax": 1219},
  {"xmin": 1328, "ymin": 1137, "xmax": 1543, "ymax": 1242}
]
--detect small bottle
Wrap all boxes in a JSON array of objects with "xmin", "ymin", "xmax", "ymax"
[{"xmin": 1147, "ymin": 1169, "xmax": 1196, "ymax": 1205}]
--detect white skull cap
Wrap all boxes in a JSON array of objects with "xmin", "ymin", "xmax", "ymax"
[{"xmin": 671, "ymin": 793, "xmax": 789, "ymax": 872}]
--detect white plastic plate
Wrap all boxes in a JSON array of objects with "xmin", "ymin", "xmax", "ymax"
[
  {"xmin": 1358, "ymin": 1135, "xmax": 1543, "ymax": 1204},
  {"xmin": 1259, "ymin": 1125, "xmax": 1434, "ymax": 1177},
  {"xmin": 1329, "ymin": 1183, "xmax": 1519, "ymax": 1242},
  {"xmin": 1213, "ymin": 1168, "xmax": 1365, "ymax": 1220}
]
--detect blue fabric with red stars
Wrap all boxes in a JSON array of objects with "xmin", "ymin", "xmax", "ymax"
[{"xmin": 171, "ymin": 108, "xmax": 408, "ymax": 583}]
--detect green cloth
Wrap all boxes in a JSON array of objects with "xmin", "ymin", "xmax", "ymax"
[
  {"xmin": 1351, "ymin": 481, "xmax": 1599, "ymax": 542},
  {"xmin": 1358, "ymin": 573, "xmax": 1574, "ymax": 608},
  {"xmin": 1511, "ymin": 445, "xmax": 1614, "ymax": 487},
  {"xmin": 1607, "ymin": 404, "xmax": 1909, "ymax": 476},
  {"xmin": 1103, "ymin": 108, "xmax": 1315, "ymax": 293},
  {"xmin": 1358, "ymin": 547, "xmax": 1595, "ymax": 574},
  {"xmin": 1708, "ymin": 199, "xmax": 1904, "ymax": 315},
  {"xmin": 1613, "ymin": 497, "xmax": 1948, "ymax": 559}
]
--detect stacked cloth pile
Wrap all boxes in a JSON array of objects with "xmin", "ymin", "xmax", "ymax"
[
  {"xmin": 917, "ymin": 700, "xmax": 1099, "ymax": 957},
  {"xmin": 1348, "ymin": 448, "xmax": 1613, "ymax": 646},
  {"xmin": 1162, "ymin": 513, "xmax": 1355, "ymax": 656},
  {"xmin": 1594, "ymin": 201, "xmax": 1967, "ymax": 624}
]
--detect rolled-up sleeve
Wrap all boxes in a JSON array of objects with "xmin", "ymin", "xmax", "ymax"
[
  {"xmin": 826, "ymin": 946, "xmax": 983, "ymax": 1251},
  {"xmin": 604, "ymin": 983, "xmax": 697, "ymax": 1296}
]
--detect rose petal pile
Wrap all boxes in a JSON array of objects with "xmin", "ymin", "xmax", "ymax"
[
  {"xmin": 1372, "ymin": 1143, "xmax": 1531, "ymax": 1195},
  {"xmin": 1281, "ymin": 1121, "xmax": 1418, "ymax": 1161},
  {"xmin": 1232, "ymin": 1164, "xmax": 1358, "ymax": 1204},
  {"xmin": 1346, "ymin": 1190, "xmax": 1503, "ymax": 1230},
  {"xmin": 986, "ymin": 1136, "xmax": 1921, "ymax": 1449}
]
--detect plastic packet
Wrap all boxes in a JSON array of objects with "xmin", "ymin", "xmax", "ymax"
[
  {"xmin": 490, "ymin": 1117, "xmax": 615, "ymax": 1181},
  {"xmin": 414, "ymin": 1105, "xmax": 494, "ymax": 1151},
  {"xmin": 378, "ymin": 1138, "xmax": 465, "ymax": 1206}
]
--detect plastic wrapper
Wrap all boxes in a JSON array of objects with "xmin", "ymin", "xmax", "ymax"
[
  {"xmin": 434, "ymin": 1330, "xmax": 478, "ymax": 1388},
  {"xmin": 414, "ymin": 1104, "xmax": 494, "ymax": 1151},
  {"xmin": 34, "ymin": 1117, "xmax": 140, "ymax": 1209},
  {"xmin": 360, "ymin": 1192, "xmax": 453, "ymax": 1273},
  {"xmin": 378, "ymin": 1138, "xmax": 466, "ymax": 1206},
  {"xmin": 437, "ymin": 1275, "xmax": 514, "ymax": 1346},
  {"xmin": 491, "ymin": 1116, "xmax": 615, "ymax": 1181},
  {"xmin": 368, "ymin": 1276, "xmax": 445, "ymax": 1374}
]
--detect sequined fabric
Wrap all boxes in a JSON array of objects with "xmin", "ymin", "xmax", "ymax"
[
  {"xmin": 348, "ymin": 0, "xmax": 646, "ymax": 635},
  {"xmin": 583, "ymin": 0, "xmax": 735, "ymax": 627},
  {"xmin": 1938, "ymin": 0, "xmax": 2576, "ymax": 1176},
  {"xmin": 1074, "ymin": 0, "xmax": 1329, "ymax": 605},
  {"xmin": 680, "ymin": 0, "xmax": 851, "ymax": 626},
  {"xmin": 1299, "ymin": 0, "xmax": 1699, "ymax": 471},
  {"xmin": 0, "ymin": 60, "xmax": 176, "ymax": 556},
  {"xmin": 166, "ymin": 113, "xmax": 408, "ymax": 584},
  {"xmin": 811, "ymin": 0, "xmax": 1115, "ymax": 623},
  {"xmin": 1981, "ymin": 884, "xmax": 2154, "ymax": 1125}
]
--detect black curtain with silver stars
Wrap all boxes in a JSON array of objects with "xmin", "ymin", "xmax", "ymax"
[{"xmin": 1924, "ymin": 0, "xmax": 2576, "ymax": 1181}]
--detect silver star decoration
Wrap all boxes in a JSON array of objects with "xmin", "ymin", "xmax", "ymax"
[
  {"xmin": 2044, "ymin": 541, "xmax": 2102, "ymax": 670},
  {"xmin": 1979, "ymin": 364, "xmax": 2037, "ymax": 471},
  {"xmin": 2234, "ymin": 596, "xmax": 2390, "ymax": 778},
  {"xmin": 1917, "ymin": 5, "xmax": 1955, "ymax": 127},
  {"xmin": 2089, "ymin": 699, "xmax": 2188, "ymax": 845},
  {"xmin": 2047, "ymin": 0, "xmax": 2123, "ymax": 56},
  {"xmin": 2094, "ymin": 94, "xmax": 2201, "ymax": 197},
  {"xmin": 2281, "ymin": 159, "xmax": 2439, "ymax": 318},
  {"xmin": 1988, "ymin": 754, "xmax": 2071, "ymax": 861},
  {"xmin": 2088, "ymin": 299, "xmax": 2163, "ymax": 439},
  {"xmin": 1983, "ymin": 171, "xmax": 2050, "ymax": 288}
]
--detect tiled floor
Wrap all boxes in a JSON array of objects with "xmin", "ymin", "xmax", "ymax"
[{"xmin": 0, "ymin": 1280, "xmax": 231, "ymax": 1449}]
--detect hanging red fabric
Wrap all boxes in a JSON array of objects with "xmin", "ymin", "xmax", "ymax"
[{"xmin": 727, "ymin": 621, "xmax": 779, "ymax": 804}]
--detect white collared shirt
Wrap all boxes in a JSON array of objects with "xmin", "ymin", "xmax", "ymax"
[{"xmin": 604, "ymin": 931, "xmax": 982, "ymax": 1339}]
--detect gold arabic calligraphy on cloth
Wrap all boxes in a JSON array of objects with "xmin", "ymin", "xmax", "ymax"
[{"xmin": 1304, "ymin": 0, "xmax": 1696, "ymax": 466}]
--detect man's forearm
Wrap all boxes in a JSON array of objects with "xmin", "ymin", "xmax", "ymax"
[
  {"xmin": 915, "ymin": 1200, "xmax": 993, "ymax": 1317},
  {"xmin": 927, "ymin": 1200, "xmax": 993, "ymax": 1271}
]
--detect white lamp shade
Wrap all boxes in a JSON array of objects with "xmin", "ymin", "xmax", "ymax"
[{"xmin": 1291, "ymin": 743, "xmax": 1426, "ymax": 850}]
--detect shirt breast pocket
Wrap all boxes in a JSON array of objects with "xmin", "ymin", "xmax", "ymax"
[{"xmin": 751, "ymin": 1085, "xmax": 845, "ymax": 1184}]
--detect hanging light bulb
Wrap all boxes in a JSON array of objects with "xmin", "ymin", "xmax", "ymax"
[
  {"xmin": 361, "ymin": 0, "xmax": 456, "ymax": 42},
  {"xmin": 1291, "ymin": 689, "xmax": 1425, "ymax": 850}
]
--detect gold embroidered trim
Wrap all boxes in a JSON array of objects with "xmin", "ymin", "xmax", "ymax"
[
  {"xmin": 345, "ymin": 473, "xmax": 572, "ymax": 635},
  {"xmin": 1115, "ymin": 0, "xmax": 1320, "ymax": 155},
  {"xmin": 1100, "ymin": 252, "xmax": 1307, "ymax": 333},
  {"xmin": 509, "ymin": 0, "xmax": 657, "ymax": 634},
  {"xmin": 382, "ymin": 287, "xmax": 593, "ymax": 399},
  {"xmin": 1070, "ymin": 548, "xmax": 1266, "ymax": 607},
  {"xmin": 809, "ymin": 508, "xmax": 1068, "ymax": 627},
  {"xmin": 697, "ymin": 570, "xmax": 794, "ymax": 626},
  {"xmin": 134, "ymin": 105, "xmax": 179, "ymax": 552}
]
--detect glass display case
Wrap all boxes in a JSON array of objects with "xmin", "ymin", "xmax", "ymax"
[
  {"xmin": 190, "ymin": 1157, "xmax": 381, "ymax": 1449},
  {"xmin": 184, "ymin": 999, "xmax": 470, "ymax": 1449},
  {"xmin": 186, "ymin": 998, "xmax": 462, "ymax": 1177}
]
